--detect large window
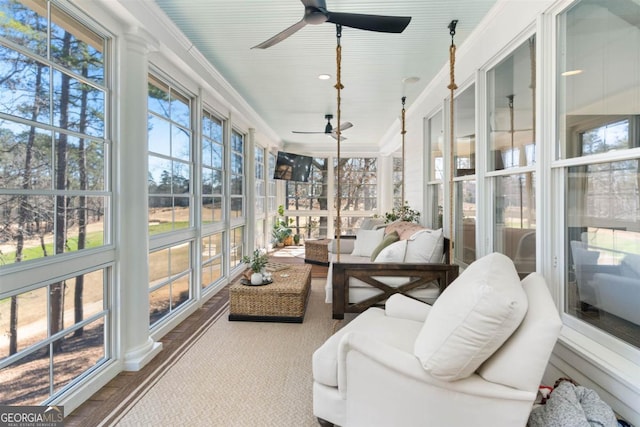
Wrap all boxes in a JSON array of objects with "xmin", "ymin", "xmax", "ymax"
[
  {"xmin": 487, "ymin": 36, "xmax": 537, "ymax": 277},
  {"xmin": 334, "ymin": 157, "xmax": 377, "ymax": 234},
  {"xmin": 558, "ymin": 0, "xmax": 640, "ymax": 349},
  {"xmin": 148, "ymin": 75, "xmax": 192, "ymax": 235},
  {"xmin": 147, "ymin": 75, "xmax": 194, "ymax": 326},
  {"xmin": 0, "ymin": 0, "xmax": 110, "ymax": 405},
  {"xmin": 286, "ymin": 157, "xmax": 329, "ymax": 238},
  {"xmin": 453, "ymin": 85, "xmax": 476, "ymax": 264}
]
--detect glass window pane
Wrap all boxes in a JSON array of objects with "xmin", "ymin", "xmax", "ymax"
[
  {"xmin": 0, "ymin": 350, "xmax": 50, "ymax": 405},
  {"xmin": 494, "ymin": 173, "xmax": 536, "ymax": 277},
  {"xmin": 171, "ymin": 125, "xmax": 190, "ymax": 161},
  {"xmin": 488, "ymin": 37, "xmax": 536, "ymax": 170},
  {"xmin": 57, "ymin": 135, "xmax": 105, "ymax": 191},
  {"xmin": 171, "ymin": 276, "xmax": 189, "ymax": 310},
  {"xmin": 455, "ymin": 180, "xmax": 476, "ymax": 264},
  {"xmin": 61, "ymin": 270, "xmax": 105, "ymax": 331},
  {"xmin": 0, "ymin": 47, "xmax": 50, "ymax": 124},
  {"xmin": 52, "ymin": 69, "xmax": 105, "ymax": 137},
  {"xmin": 0, "ymin": 287, "xmax": 48, "ymax": 357},
  {"xmin": 170, "ymin": 244, "xmax": 190, "ymax": 277},
  {"xmin": 148, "ymin": 114, "xmax": 171, "ymax": 156},
  {"xmin": 50, "ymin": 4, "xmax": 104, "ymax": 84},
  {"xmin": 149, "ymin": 247, "xmax": 169, "ymax": 285},
  {"xmin": 170, "ymin": 92, "xmax": 190, "ymax": 128},
  {"xmin": 557, "ymin": 1, "xmax": 640, "ymax": 159},
  {"xmin": 148, "ymin": 77, "xmax": 170, "ymax": 119},
  {"xmin": 429, "ymin": 111, "xmax": 444, "ymax": 181},
  {"xmin": 150, "ymin": 286, "xmax": 170, "ymax": 326},
  {"xmin": 566, "ymin": 161, "xmax": 640, "ymax": 347},
  {"xmin": 171, "ymin": 162, "xmax": 190, "ymax": 194},
  {"xmin": 0, "ymin": 123, "xmax": 53, "ymax": 190},
  {"xmin": 53, "ymin": 318, "xmax": 105, "ymax": 393},
  {"xmin": 454, "ymin": 85, "xmax": 476, "ymax": 177},
  {"xmin": 0, "ymin": 0, "xmax": 48, "ymax": 56}
]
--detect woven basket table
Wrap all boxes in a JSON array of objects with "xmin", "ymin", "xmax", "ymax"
[
  {"xmin": 304, "ymin": 239, "xmax": 331, "ymax": 266},
  {"xmin": 228, "ymin": 264, "xmax": 312, "ymax": 323}
]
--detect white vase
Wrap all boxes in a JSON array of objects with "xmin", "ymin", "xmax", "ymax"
[{"xmin": 250, "ymin": 272, "xmax": 263, "ymax": 285}]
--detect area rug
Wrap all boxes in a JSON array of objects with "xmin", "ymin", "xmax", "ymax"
[{"xmin": 108, "ymin": 278, "xmax": 335, "ymax": 427}]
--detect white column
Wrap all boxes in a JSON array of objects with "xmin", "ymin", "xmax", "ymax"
[{"xmin": 119, "ymin": 29, "xmax": 162, "ymax": 371}]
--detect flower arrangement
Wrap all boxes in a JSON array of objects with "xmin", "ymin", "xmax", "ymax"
[
  {"xmin": 242, "ymin": 249, "xmax": 268, "ymax": 273},
  {"xmin": 379, "ymin": 201, "xmax": 421, "ymax": 224}
]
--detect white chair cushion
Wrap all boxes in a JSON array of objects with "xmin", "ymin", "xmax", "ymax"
[
  {"xmin": 413, "ymin": 252, "xmax": 528, "ymax": 381},
  {"xmin": 351, "ymin": 229, "xmax": 385, "ymax": 257},
  {"xmin": 312, "ymin": 307, "xmax": 423, "ymax": 387},
  {"xmin": 478, "ymin": 273, "xmax": 562, "ymax": 391},
  {"xmin": 404, "ymin": 228, "xmax": 444, "ymax": 263}
]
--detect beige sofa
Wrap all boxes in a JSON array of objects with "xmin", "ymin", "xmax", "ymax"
[{"xmin": 325, "ymin": 221, "xmax": 458, "ymax": 319}]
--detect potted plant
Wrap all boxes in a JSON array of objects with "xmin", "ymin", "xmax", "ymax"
[
  {"xmin": 379, "ymin": 201, "xmax": 421, "ymax": 224},
  {"xmin": 242, "ymin": 249, "xmax": 269, "ymax": 284},
  {"xmin": 272, "ymin": 204, "xmax": 293, "ymax": 246}
]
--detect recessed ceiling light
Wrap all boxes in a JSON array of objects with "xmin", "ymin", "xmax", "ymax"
[
  {"xmin": 561, "ymin": 69, "xmax": 583, "ymax": 77},
  {"xmin": 402, "ymin": 76, "xmax": 420, "ymax": 84},
  {"xmin": 318, "ymin": 74, "xmax": 331, "ymax": 80}
]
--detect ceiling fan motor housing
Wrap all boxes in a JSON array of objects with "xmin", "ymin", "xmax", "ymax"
[{"xmin": 304, "ymin": 7, "xmax": 329, "ymax": 25}]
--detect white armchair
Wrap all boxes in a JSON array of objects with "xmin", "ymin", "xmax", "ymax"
[{"xmin": 312, "ymin": 253, "xmax": 562, "ymax": 427}]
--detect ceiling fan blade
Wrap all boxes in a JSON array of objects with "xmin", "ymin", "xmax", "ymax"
[
  {"xmin": 292, "ymin": 130, "xmax": 325, "ymax": 134},
  {"xmin": 327, "ymin": 12, "xmax": 411, "ymax": 33},
  {"xmin": 331, "ymin": 133, "xmax": 347, "ymax": 141},
  {"xmin": 338, "ymin": 122, "xmax": 353, "ymax": 131},
  {"xmin": 252, "ymin": 19, "xmax": 307, "ymax": 49}
]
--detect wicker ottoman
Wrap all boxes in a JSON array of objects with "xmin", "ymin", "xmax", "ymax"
[
  {"xmin": 229, "ymin": 264, "xmax": 312, "ymax": 323},
  {"xmin": 304, "ymin": 239, "xmax": 331, "ymax": 266}
]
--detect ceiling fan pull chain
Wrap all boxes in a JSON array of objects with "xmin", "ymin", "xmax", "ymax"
[{"xmin": 448, "ymin": 20, "xmax": 458, "ymax": 264}]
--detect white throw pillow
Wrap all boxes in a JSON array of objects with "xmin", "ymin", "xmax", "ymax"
[
  {"xmin": 413, "ymin": 252, "xmax": 528, "ymax": 381},
  {"xmin": 351, "ymin": 228, "xmax": 385, "ymax": 257},
  {"xmin": 404, "ymin": 228, "xmax": 444, "ymax": 263},
  {"xmin": 374, "ymin": 240, "xmax": 407, "ymax": 263}
]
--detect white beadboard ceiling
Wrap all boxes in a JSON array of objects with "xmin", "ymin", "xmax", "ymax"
[{"xmin": 151, "ymin": 0, "xmax": 498, "ymax": 152}]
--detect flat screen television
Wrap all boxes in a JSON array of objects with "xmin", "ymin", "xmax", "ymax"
[{"xmin": 273, "ymin": 151, "xmax": 313, "ymax": 182}]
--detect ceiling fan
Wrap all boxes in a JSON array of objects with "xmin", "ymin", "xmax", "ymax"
[
  {"xmin": 292, "ymin": 114, "xmax": 353, "ymax": 140},
  {"xmin": 252, "ymin": 0, "xmax": 411, "ymax": 49}
]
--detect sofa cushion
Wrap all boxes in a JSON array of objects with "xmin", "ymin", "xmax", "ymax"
[
  {"xmin": 351, "ymin": 228, "xmax": 385, "ymax": 257},
  {"xmin": 370, "ymin": 231, "xmax": 400, "ymax": 261},
  {"xmin": 404, "ymin": 228, "xmax": 444, "ymax": 263},
  {"xmin": 312, "ymin": 307, "xmax": 423, "ymax": 387},
  {"xmin": 374, "ymin": 239, "xmax": 406, "ymax": 263},
  {"xmin": 413, "ymin": 252, "xmax": 528, "ymax": 381},
  {"xmin": 384, "ymin": 221, "xmax": 427, "ymax": 240}
]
